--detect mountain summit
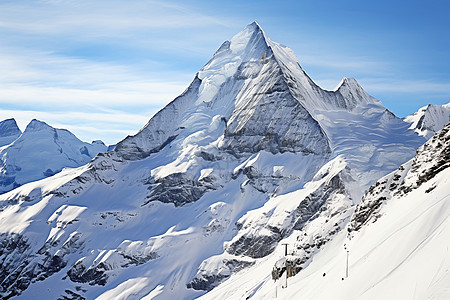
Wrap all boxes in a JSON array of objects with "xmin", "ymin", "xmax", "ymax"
[
  {"xmin": 115, "ymin": 22, "xmax": 381, "ymax": 162},
  {"xmin": 0, "ymin": 23, "xmax": 431, "ymax": 299},
  {"xmin": 0, "ymin": 118, "xmax": 21, "ymax": 147}
]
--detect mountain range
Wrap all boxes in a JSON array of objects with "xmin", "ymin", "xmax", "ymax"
[
  {"xmin": 0, "ymin": 22, "xmax": 448, "ymax": 300},
  {"xmin": 0, "ymin": 119, "xmax": 108, "ymax": 194}
]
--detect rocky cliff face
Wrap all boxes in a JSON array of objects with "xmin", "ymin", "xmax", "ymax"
[
  {"xmin": 0, "ymin": 22, "xmax": 432, "ymax": 300},
  {"xmin": 188, "ymin": 156, "xmax": 358, "ymax": 291}
]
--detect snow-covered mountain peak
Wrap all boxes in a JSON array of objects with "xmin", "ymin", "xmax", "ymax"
[
  {"xmin": 404, "ymin": 102, "xmax": 450, "ymax": 139},
  {"xmin": 23, "ymin": 119, "xmax": 54, "ymax": 133},
  {"xmin": 229, "ymin": 21, "xmax": 266, "ymax": 52},
  {"xmin": 335, "ymin": 77, "xmax": 365, "ymax": 93},
  {"xmin": 333, "ymin": 77, "xmax": 381, "ymax": 111},
  {"xmin": 0, "ymin": 118, "xmax": 21, "ymax": 137},
  {"xmin": 0, "ymin": 120, "xmax": 108, "ymax": 194},
  {"xmin": 0, "ymin": 118, "xmax": 21, "ymax": 147},
  {"xmin": 114, "ymin": 22, "xmax": 333, "ymax": 161}
]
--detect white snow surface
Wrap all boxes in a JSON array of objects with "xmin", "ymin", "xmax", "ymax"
[{"xmin": 0, "ymin": 22, "xmax": 444, "ymax": 300}]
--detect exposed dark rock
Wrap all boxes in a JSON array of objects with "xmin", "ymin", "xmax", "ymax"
[
  {"xmin": 67, "ymin": 249, "xmax": 157, "ymax": 286},
  {"xmin": 143, "ymin": 172, "xmax": 217, "ymax": 207},
  {"xmin": 187, "ymin": 259, "xmax": 254, "ymax": 291},
  {"xmin": 67, "ymin": 262, "xmax": 109, "ymax": 286},
  {"xmin": 58, "ymin": 289, "xmax": 86, "ymax": 300},
  {"xmin": 119, "ymin": 252, "xmax": 158, "ymax": 267},
  {"xmin": 187, "ymin": 274, "xmax": 229, "ymax": 291},
  {"xmin": 226, "ymin": 233, "xmax": 281, "ymax": 259},
  {"xmin": 0, "ymin": 232, "xmax": 84, "ymax": 299},
  {"xmin": 293, "ymin": 175, "xmax": 345, "ymax": 231},
  {"xmin": 227, "ymin": 171, "xmax": 347, "ymax": 259}
]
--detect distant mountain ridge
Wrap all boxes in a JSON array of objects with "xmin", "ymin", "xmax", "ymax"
[
  {"xmin": 0, "ymin": 118, "xmax": 108, "ymax": 194},
  {"xmin": 404, "ymin": 103, "xmax": 450, "ymax": 139}
]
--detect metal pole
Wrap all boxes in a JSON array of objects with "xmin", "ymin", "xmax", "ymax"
[
  {"xmin": 285, "ymin": 267, "xmax": 288, "ymax": 288},
  {"xmin": 345, "ymin": 250, "xmax": 349, "ymax": 278},
  {"xmin": 281, "ymin": 243, "xmax": 288, "ymax": 288}
]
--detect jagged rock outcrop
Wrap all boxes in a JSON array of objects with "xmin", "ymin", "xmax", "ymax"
[{"xmin": 189, "ymin": 157, "xmax": 357, "ymax": 290}]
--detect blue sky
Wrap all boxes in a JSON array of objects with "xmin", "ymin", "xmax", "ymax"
[{"xmin": 0, "ymin": 0, "xmax": 449, "ymax": 144}]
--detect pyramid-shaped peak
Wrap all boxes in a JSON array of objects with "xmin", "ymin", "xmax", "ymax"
[
  {"xmin": 24, "ymin": 119, "xmax": 54, "ymax": 133},
  {"xmin": 335, "ymin": 77, "xmax": 369, "ymax": 97},
  {"xmin": 336, "ymin": 77, "xmax": 363, "ymax": 90},
  {"xmin": 227, "ymin": 22, "xmax": 269, "ymax": 55},
  {"xmin": 0, "ymin": 118, "xmax": 21, "ymax": 137},
  {"xmin": 332, "ymin": 77, "xmax": 380, "ymax": 109},
  {"xmin": 247, "ymin": 21, "xmax": 263, "ymax": 31},
  {"xmin": 212, "ymin": 22, "xmax": 265, "ymax": 57}
]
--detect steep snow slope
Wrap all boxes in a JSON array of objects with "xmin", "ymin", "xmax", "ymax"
[
  {"xmin": 0, "ymin": 119, "xmax": 107, "ymax": 194},
  {"xmin": 203, "ymin": 122, "xmax": 450, "ymax": 300},
  {"xmin": 404, "ymin": 102, "xmax": 450, "ymax": 139},
  {"xmin": 0, "ymin": 118, "xmax": 21, "ymax": 147},
  {"xmin": 0, "ymin": 22, "xmax": 429, "ymax": 299}
]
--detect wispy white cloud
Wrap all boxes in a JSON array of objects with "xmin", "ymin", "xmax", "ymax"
[
  {"xmin": 0, "ymin": 0, "xmax": 235, "ymax": 39},
  {"xmin": 0, "ymin": 45, "xmax": 191, "ymax": 144},
  {"xmin": 300, "ymin": 55, "xmax": 389, "ymax": 74},
  {"xmin": 360, "ymin": 79, "xmax": 450, "ymax": 94},
  {"xmin": 0, "ymin": 109, "xmax": 151, "ymax": 145}
]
